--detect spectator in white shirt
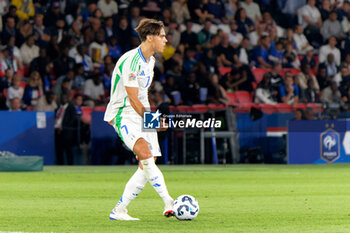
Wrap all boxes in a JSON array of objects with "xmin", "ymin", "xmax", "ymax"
[
  {"xmin": 7, "ymin": 73, "xmax": 24, "ymax": 108},
  {"xmin": 298, "ymin": 0, "xmax": 323, "ymax": 47},
  {"xmin": 97, "ymin": 0, "xmax": 118, "ymax": 17},
  {"xmin": 240, "ymin": 0, "xmax": 262, "ymax": 22},
  {"xmin": 20, "ymin": 35, "xmax": 39, "ymax": 65},
  {"xmin": 293, "ymin": 24, "xmax": 313, "ymax": 55},
  {"xmin": 319, "ymin": 36, "xmax": 341, "ymax": 66},
  {"xmin": 83, "ymin": 73, "xmax": 105, "ymax": 107},
  {"xmin": 321, "ymin": 11, "xmax": 345, "ymax": 41}
]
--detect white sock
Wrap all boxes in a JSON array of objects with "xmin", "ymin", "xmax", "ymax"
[
  {"xmin": 140, "ymin": 158, "xmax": 173, "ymax": 204},
  {"xmin": 114, "ymin": 167, "xmax": 147, "ymax": 211}
]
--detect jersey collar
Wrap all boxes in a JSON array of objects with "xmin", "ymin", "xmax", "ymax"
[{"xmin": 137, "ymin": 46, "xmax": 148, "ymax": 63}]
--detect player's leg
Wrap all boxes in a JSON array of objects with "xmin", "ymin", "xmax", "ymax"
[
  {"xmin": 134, "ymin": 138, "xmax": 174, "ymax": 217},
  {"xmin": 110, "ymin": 117, "xmax": 147, "ymax": 221},
  {"xmin": 110, "ymin": 166, "xmax": 147, "ymax": 221}
]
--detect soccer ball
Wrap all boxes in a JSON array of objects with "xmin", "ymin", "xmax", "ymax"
[{"xmin": 173, "ymin": 195, "xmax": 199, "ymax": 220}]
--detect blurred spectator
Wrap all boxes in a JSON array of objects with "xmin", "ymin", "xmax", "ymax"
[
  {"xmin": 181, "ymin": 71, "xmax": 200, "ymax": 105},
  {"xmin": 291, "ymin": 108, "xmax": 305, "ymax": 120},
  {"xmin": 33, "ymin": 14, "xmax": 51, "ymax": 48},
  {"xmin": 220, "ymin": 67, "xmax": 252, "ymax": 92},
  {"xmin": 9, "ymin": 97, "xmax": 21, "ymax": 111},
  {"xmin": 259, "ymin": 11, "xmax": 277, "ymax": 38},
  {"xmin": 321, "ymin": 10, "xmax": 345, "ymax": 41},
  {"xmin": 180, "ymin": 20, "xmax": 198, "ymax": 49},
  {"xmin": 269, "ymin": 39, "xmax": 284, "ymax": 65},
  {"xmin": 51, "ymin": 17, "xmax": 68, "ymax": 44},
  {"xmin": 298, "ymin": 0, "xmax": 323, "ymax": 47},
  {"xmin": 22, "ymin": 71, "xmax": 43, "ymax": 107},
  {"xmin": 206, "ymin": 73, "xmax": 230, "ymax": 105},
  {"xmin": 35, "ymin": 90, "xmax": 57, "ymax": 111},
  {"xmin": 197, "ymin": 19, "xmax": 212, "ymax": 46},
  {"xmin": 171, "ymin": 0, "xmax": 191, "ymax": 25},
  {"xmin": 279, "ymin": 75, "xmax": 299, "ymax": 105},
  {"xmin": 103, "ymin": 16, "xmax": 114, "ymax": 38},
  {"xmin": 267, "ymin": 63, "xmax": 283, "ymax": 91},
  {"xmin": 293, "ymin": 24, "xmax": 313, "ymax": 55},
  {"xmin": 1, "ymin": 16, "xmax": 18, "ymax": 45},
  {"xmin": 302, "ymin": 78, "xmax": 320, "ymax": 103},
  {"xmin": 54, "ymin": 92, "xmax": 78, "ymax": 165},
  {"xmin": 44, "ymin": 1, "xmax": 64, "ymax": 29},
  {"xmin": 235, "ymin": 8, "xmax": 255, "ymax": 37},
  {"xmin": 320, "ymin": 0, "xmax": 332, "ymax": 21},
  {"xmin": 207, "ymin": 0, "xmax": 225, "ymax": 24},
  {"xmin": 320, "ymin": 53, "xmax": 338, "ymax": 77},
  {"xmin": 335, "ymin": 63, "xmax": 350, "ymax": 90},
  {"xmin": 300, "ymin": 47, "xmax": 316, "ymax": 69},
  {"xmin": 0, "ymin": 0, "xmax": 9, "ymax": 19},
  {"xmin": 83, "ymin": 72, "xmax": 105, "ymax": 107},
  {"xmin": 97, "ymin": 0, "xmax": 118, "ymax": 18},
  {"xmin": 2, "ymin": 5, "xmax": 19, "ymax": 26},
  {"xmin": 297, "ymin": 63, "xmax": 320, "ymax": 91},
  {"xmin": 108, "ymin": 36, "xmax": 122, "ymax": 61},
  {"xmin": 115, "ymin": 16, "xmax": 133, "ymax": 52},
  {"xmin": 240, "ymin": 0, "xmax": 262, "ymax": 22},
  {"xmin": 7, "ymin": 72, "xmax": 23, "ymax": 107},
  {"xmin": 251, "ymin": 35, "xmax": 271, "ymax": 68},
  {"xmin": 0, "ymin": 68, "xmax": 14, "ymax": 89},
  {"xmin": 228, "ymin": 20, "xmax": 243, "ymax": 49},
  {"xmin": 162, "ymin": 34, "xmax": 176, "ymax": 61},
  {"xmin": 320, "ymin": 81, "xmax": 342, "ymax": 104},
  {"xmin": 129, "ymin": 6, "xmax": 141, "ymax": 31},
  {"xmin": 238, "ymin": 37, "xmax": 250, "ymax": 65},
  {"xmin": 89, "ymin": 29, "xmax": 108, "ymax": 66},
  {"xmin": 46, "ymin": 35, "xmax": 60, "ymax": 61},
  {"xmin": 20, "ymin": 34, "xmax": 39, "ymax": 66},
  {"xmin": 1, "ymin": 46, "xmax": 23, "ymax": 74},
  {"xmin": 53, "ymin": 45, "xmax": 76, "ymax": 78},
  {"xmin": 187, "ymin": 0, "xmax": 214, "ymax": 23},
  {"xmin": 319, "ymin": 36, "xmax": 341, "ymax": 66},
  {"xmin": 163, "ymin": 75, "xmax": 182, "ymax": 105},
  {"xmin": 7, "ymin": 36, "xmax": 21, "ymax": 60},
  {"xmin": 71, "ymin": 44, "xmax": 93, "ymax": 73},
  {"xmin": 16, "ymin": 20, "xmax": 33, "ymax": 47},
  {"xmin": 12, "ymin": 0, "xmax": 34, "ymax": 20},
  {"xmin": 53, "ymin": 76, "xmax": 72, "ymax": 106},
  {"xmin": 225, "ymin": 0, "xmax": 238, "ymax": 21},
  {"xmin": 283, "ymin": 42, "xmax": 300, "ymax": 68},
  {"xmin": 254, "ymin": 73, "xmax": 277, "ymax": 104},
  {"xmin": 316, "ymin": 65, "xmax": 332, "ymax": 90},
  {"xmin": 72, "ymin": 63, "xmax": 86, "ymax": 90},
  {"xmin": 215, "ymin": 33, "xmax": 237, "ymax": 67},
  {"xmin": 304, "ymin": 107, "xmax": 316, "ymax": 120},
  {"xmin": 102, "ymin": 63, "xmax": 113, "ymax": 91},
  {"xmin": 29, "ymin": 47, "xmax": 50, "ymax": 79},
  {"xmin": 167, "ymin": 22, "xmax": 181, "ymax": 48}
]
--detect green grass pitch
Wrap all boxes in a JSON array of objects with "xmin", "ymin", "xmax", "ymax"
[{"xmin": 1, "ymin": 164, "xmax": 350, "ymax": 233}]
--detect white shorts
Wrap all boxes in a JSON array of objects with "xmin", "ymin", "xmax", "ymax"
[{"xmin": 112, "ymin": 108, "xmax": 161, "ymax": 157}]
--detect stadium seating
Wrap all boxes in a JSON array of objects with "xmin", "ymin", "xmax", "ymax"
[
  {"xmin": 81, "ymin": 107, "xmax": 93, "ymax": 124},
  {"xmin": 191, "ymin": 104, "xmax": 209, "ymax": 113},
  {"xmin": 259, "ymin": 104, "xmax": 277, "ymax": 114},
  {"xmin": 218, "ymin": 67, "xmax": 232, "ymax": 76},
  {"xmin": 234, "ymin": 91, "xmax": 252, "ymax": 103},
  {"xmin": 276, "ymin": 103, "xmax": 294, "ymax": 113},
  {"xmin": 252, "ymin": 68, "xmax": 270, "ymax": 83}
]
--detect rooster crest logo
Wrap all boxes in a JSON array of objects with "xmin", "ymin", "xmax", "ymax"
[{"xmin": 323, "ymin": 134, "xmax": 336, "ymax": 150}]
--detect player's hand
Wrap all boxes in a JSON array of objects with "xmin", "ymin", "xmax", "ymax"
[{"xmin": 157, "ymin": 117, "xmax": 168, "ymax": 132}]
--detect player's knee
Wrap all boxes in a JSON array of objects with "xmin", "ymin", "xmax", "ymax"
[{"xmin": 137, "ymin": 152, "xmax": 152, "ymax": 160}]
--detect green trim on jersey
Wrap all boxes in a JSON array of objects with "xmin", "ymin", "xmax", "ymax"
[
  {"xmin": 112, "ymin": 58, "xmax": 127, "ymax": 95},
  {"xmin": 130, "ymin": 53, "xmax": 140, "ymax": 72},
  {"xmin": 115, "ymin": 96, "xmax": 127, "ymax": 142}
]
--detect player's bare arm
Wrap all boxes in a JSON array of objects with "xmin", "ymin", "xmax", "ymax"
[{"xmin": 125, "ymin": 86, "xmax": 146, "ymax": 118}]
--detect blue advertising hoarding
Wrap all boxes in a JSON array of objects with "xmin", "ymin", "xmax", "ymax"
[{"xmin": 288, "ymin": 120, "xmax": 350, "ymax": 164}]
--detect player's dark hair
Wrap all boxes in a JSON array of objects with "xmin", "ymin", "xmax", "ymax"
[{"xmin": 135, "ymin": 18, "xmax": 164, "ymax": 42}]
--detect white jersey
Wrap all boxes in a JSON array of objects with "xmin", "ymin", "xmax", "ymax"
[{"xmin": 104, "ymin": 46, "xmax": 155, "ymax": 122}]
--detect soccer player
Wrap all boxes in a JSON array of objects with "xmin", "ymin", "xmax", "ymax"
[{"xmin": 104, "ymin": 18, "xmax": 174, "ymax": 221}]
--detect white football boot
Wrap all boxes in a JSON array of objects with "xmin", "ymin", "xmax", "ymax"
[
  {"xmin": 163, "ymin": 199, "xmax": 175, "ymax": 217},
  {"xmin": 109, "ymin": 207, "xmax": 140, "ymax": 221}
]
